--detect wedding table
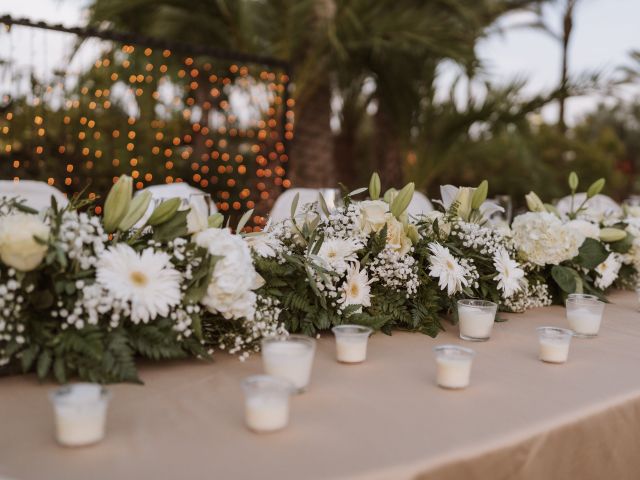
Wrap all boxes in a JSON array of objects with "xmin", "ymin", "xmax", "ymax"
[{"xmin": 2, "ymin": 291, "xmax": 640, "ymax": 480}]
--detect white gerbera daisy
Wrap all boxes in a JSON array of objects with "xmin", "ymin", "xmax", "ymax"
[
  {"xmin": 339, "ymin": 263, "xmax": 372, "ymax": 312},
  {"xmin": 96, "ymin": 243, "xmax": 182, "ymax": 323},
  {"xmin": 428, "ymin": 242, "xmax": 468, "ymax": 295},
  {"xmin": 318, "ymin": 238, "xmax": 360, "ymax": 273},
  {"xmin": 595, "ymin": 253, "xmax": 622, "ymax": 290},
  {"xmin": 493, "ymin": 249, "xmax": 525, "ymax": 298}
]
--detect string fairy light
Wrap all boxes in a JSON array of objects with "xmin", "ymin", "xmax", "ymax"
[{"xmin": 0, "ymin": 15, "xmax": 293, "ymax": 227}]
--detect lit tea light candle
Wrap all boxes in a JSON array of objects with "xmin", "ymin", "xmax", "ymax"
[
  {"xmin": 241, "ymin": 375, "xmax": 293, "ymax": 433},
  {"xmin": 331, "ymin": 325, "xmax": 373, "ymax": 363},
  {"xmin": 261, "ymin": 335, "xmax": 316, "ymax": 393},
  {"xmin": 566, "ymin": 297, "xmax": 605, "ymax": 338},
  {"xmin": 537, "ymin": 327, "xmax": 573, "ymax": 363},
  {"xmin": 48, "ymin": 383, "xmax": 111, "ymax": 447},
  {"xmin": 433, "ymin": 345, "xmax": 476, "ymax": 389},
  {"xmin": 457, "ymin": 299, "xmax": 498, "ymax": 341}
]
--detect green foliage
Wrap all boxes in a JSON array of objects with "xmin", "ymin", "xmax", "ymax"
[{"xmin": 575, "ymin": 238, "xmax": 609, "ymax": 270}]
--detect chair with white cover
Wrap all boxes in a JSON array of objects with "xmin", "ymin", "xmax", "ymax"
[
  {"xmin": 555, "ymin": 193, "xmax": 622, "ymax": 221},
  {"xmin": 0, "ymin": 179, "xmax": 68, "ymax": 211},
  {"xmin": 269, "ymin": 188, "xmax": 340, "ymax": 223},
  {"xmin": 139, "ymin": 183, "xmax": 217, "ymax": 210},
  {"xmin": 407, "ymin": 191, "xmax": 433, "ymax": 218}
]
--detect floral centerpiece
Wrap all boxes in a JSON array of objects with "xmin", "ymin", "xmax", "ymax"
[
  {"xmin": 251, "ymin": 175, "xmax": 444, "ymax": 336},
  {"xmin": 512, "ymin": 172, "xmax": 633, "ymax": 301},
  {"xmin": 0, "ymin": 176, "xmax": 283, "ymax": 383}
]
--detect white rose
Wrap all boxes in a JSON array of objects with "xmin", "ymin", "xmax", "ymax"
[
  {"xmin": 565, "ymin": 219, "xmax": 599, "ymax": 243},
  {"xmin": 385, "ymin": 214, "xmax": 411, "ymax": 255},
  {"xmin": 0, "ymin": 213, "xmax": 49, "ymax": 271},
  {"xmin": 359, "ymin": 200, "xmax": 389, "ymax": 234},
  {"xmin": 193, "ymin": 228, "xmax": 260, "ymax": 320}
]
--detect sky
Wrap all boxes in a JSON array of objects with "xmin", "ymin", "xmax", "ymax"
[{"xmin": 1, "ymin": 0, "xmax": 639, "ymax": 125}]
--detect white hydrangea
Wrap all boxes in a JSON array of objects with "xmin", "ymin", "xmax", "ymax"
[
  {"xmin": 511, "ymin": 212, "xmax": 583, "ymax": 266},
  {"xmin": 193, "ymin": 228, "xmax": 261, "ymax": 320}
]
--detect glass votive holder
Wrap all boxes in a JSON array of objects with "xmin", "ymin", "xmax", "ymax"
[
  {"xmin": 565, "ymin": 297, "xmax": 605, "ymax": 338},
  {"xmin": 457, "ymin": 299, "xmax": 498, "ymax": 342},
  {"xmin": 567, "ymin": 293, "xmax": 598, "ymax": 301},
  {"xmin": 433, "ymin": 345, "xmax": 476, "ymax": 389},
  {"xmin": 261, "ymin": 334, "xmax": 316, "ymax": 394},
  {"xmin": 537, "ymin": 327, "xmax": 573, "ymax": 364},
  {"xmin": 241, "ymin": 375, "xmax": 293, "ymax": 433},
  {"xmin": 331, "ymin": 325, "xmax": 373, "ymax": 364},
  {"xmin": 48, "ymin": 383, "xmax": 111, "ymax": 447}
]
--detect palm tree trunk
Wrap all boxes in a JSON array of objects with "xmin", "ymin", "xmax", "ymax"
[
  {"xmin": 558, "ymin": 0, "xmax": 576, "ymax": 133},
  {"xmin": 288, "ymin": 84, "xmax": 335, "ymax": 187},
  {"xmin": 375, "ymin": 106, "xmax": 403, "ymax": 189}
]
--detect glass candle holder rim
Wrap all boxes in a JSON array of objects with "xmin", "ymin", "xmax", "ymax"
[
  {"xmin": 331, "ymin": 324, "xmax": 373, "ymax": 337},
  {"xmin": 49, "ymin": 382, "xmax": 111, "ymax": 406},
  {"xmin": 433, "ymin": 344, "xmax": 476, "ymax": 359},
  {"xmin": 457, "ymin": 298, "xmax": 498, "ymax": 309},
  {"xmin": 241, "ymin": 374, "xmax": 295, "ymax": 396},
  {"xmin": 261, "ymin": 334, "xmax": 317, "ymax": 349},
  {"xmin": 565, "ymin": 297, "xmax": 605, "ymax": 307},
  {"xmin": 536, "ymin": 326, "xmax": 574, "ymax": 338},
  {"xmin": 567, "ymin": 293, "xmax": 598, "ymax": 300}
]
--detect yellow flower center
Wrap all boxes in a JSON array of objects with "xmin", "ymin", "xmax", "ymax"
[
  {"xmin": 130, "ymin": 271, "xmax": 148, "ymax": 287},
  {"xmin": 349, "ymin": 282, "xmax": 360, "ymax": 297},
  {"xmin": 446, "ymin": 260, "xmax": 455, "ymax": 270}
]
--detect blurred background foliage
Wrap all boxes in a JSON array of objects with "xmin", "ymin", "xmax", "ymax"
[{"xmin": 2, "ymin": 0, "xmax": 640, "ymax": 210}]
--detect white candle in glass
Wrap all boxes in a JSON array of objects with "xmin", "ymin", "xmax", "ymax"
[
  {"xmin": 457, "ymin": 299, "xmax": 498, "ymax": 341},
  {"xmin": 332, "ymin": 325, "xmax": 373, "ymax": 363},
  {"xmin": 261, "ymin": 335, "xmax": 316, "ymax": 393},
  {"xmin": 242, "ymin": 375, "xmax": 292, "ymax": 433},
  {"xmin": 433, "ymin": 345, "xmax": 476, "ymax": 389},
  {"xmin": 49, "ymin": 383, "xmax": 111, "ymax": 447},
  {"xmin": 566, "ymin": 297, "xmax": 605, "ymax": 337},
  {"xmin": 537, "ymin": 327, "xmax": 573, "ymax": 364}
]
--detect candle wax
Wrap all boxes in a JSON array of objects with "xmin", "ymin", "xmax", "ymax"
[
  {"xmin": 262, "ymin": 342, "xmax": 314, "ymax": 391},
  {"xmin": 539, "ymin": 338, "xmax": 570, "ymax": 363},
  {"xmin": 458, "ymin": 306, "xmax": 495, "ymax": 339},
  {"xmin": 335, "ymin": 337, "xmax": 368, "ymax": 363},
  {"xmin": 567, "ymin": 308, "xmax": 602, "ymax": 335},
  {"xmin": 436, "ymin": 356, "xmax": 472, "ymax": 389},
  {"xmin": 245, "ymin": 396, "xmax": 289, "ymax": 432}
]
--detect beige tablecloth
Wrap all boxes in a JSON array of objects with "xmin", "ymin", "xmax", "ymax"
[{"xmin": 2, "ymin": 292, "xmax": 640, "ymax": 480}]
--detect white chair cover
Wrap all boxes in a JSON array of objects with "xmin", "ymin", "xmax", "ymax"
[
  {"xmin": 139, "ymin": 183, "xmax": 217, "ymax": 210},
  {"xmin": 270, "ymin": 188, "xmax": 434, "ymax": 223},
  {"xmin": 269, "ymin": 188, "xmax": 340, "ymax": 223},
  {"xmin": 0, "ymin": 180, "xmax": 68, "ymax": 211},
  {"xmin": 555, "ymin": 193, "xmax": 622, "ymax": 221},
  {"xmin": 407, "ymin": 191, "xmax": 433, "ymax": 217}
]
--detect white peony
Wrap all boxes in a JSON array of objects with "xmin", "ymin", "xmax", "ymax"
[
  {"xmin": 0, "ymin": 213, "xmax": 50, "ymax": 271},
  {"xmin": 359, "ymin": 200, "xmax": 389, "ymax": 234},
  {"xmin": 493, "ymin": 249, "xmax": 525, "ymax": 298},
  {"xmin": 594, "ymin": 253, "xmax": 622, "ymax": 290},
  {"xmin": 565, "ymin": 219, "xmax": 600, "ymax": 243},
  {"xmin": 193, "ymin": 228, "xmax": 261, "ymax": 320},
  {"xmin": 511, "ymin": 212, "xmax": 582, "ymax": 266}
]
